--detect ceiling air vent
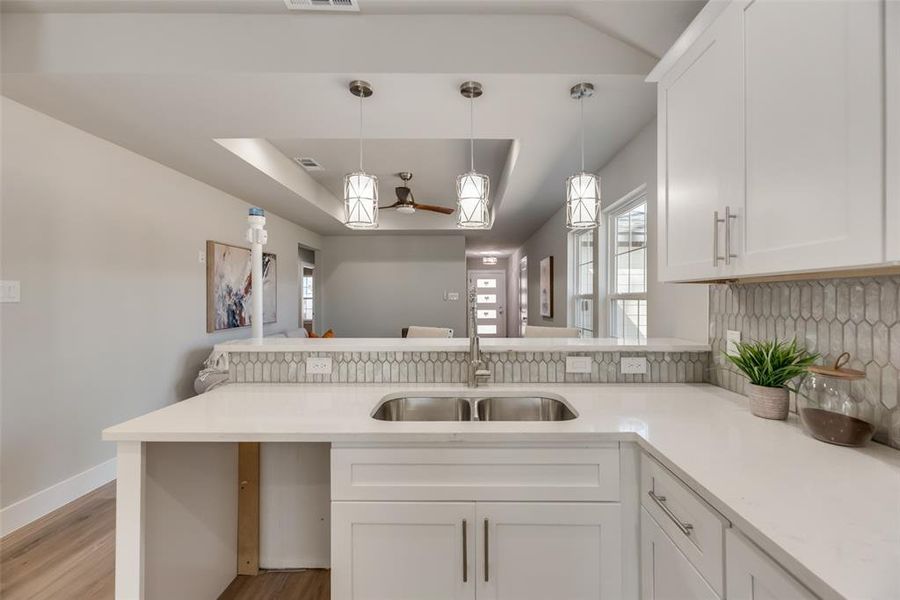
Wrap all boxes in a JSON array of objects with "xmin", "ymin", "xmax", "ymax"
[
  {"xmin": 283, "ymin": 0, "xmax": 359, "ymax": 11},
  {"xmin": 294, "ymin": 157, "xmax": 325, "ymax": 171}
]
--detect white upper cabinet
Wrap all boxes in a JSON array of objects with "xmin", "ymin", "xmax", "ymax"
[
  {"xmin": 657, "ymin": 1, "xmax": 743, "ymax": 282},
  {"xmin": 653, "ymin": 0, "xmax": 890, "ymax": 282},
  {"xmin": 738, "ymin": 0, "xmax": 884, "ymax": 275},
  {"xmin": 887, "ymin": 0, "xmax": 900, "ymax": 261}
]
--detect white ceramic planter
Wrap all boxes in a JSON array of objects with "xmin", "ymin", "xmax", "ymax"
[{"xmin": 746, "ymin": 383, "xmax": 790, "ymax": 420}]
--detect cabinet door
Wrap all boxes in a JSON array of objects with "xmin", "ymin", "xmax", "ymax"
[
  {"xmin": 887, "ymin": 0, "xmax": 900, "ymax": 261},
  {"xmin": 640, "ymin": 508, "xmax": 719, "ymax": 600},
  {"xmin": 657, "ymin": 1, "xmax": 743, "ymax": 282},
  {"xmin": 739, "ymin": 0, "xmax": 884, "ymax": 275},
  {"xmin": 331, "ymin": 502, "xmax": 475, "ymax": 600},
  {"xmin": 725, "ymin": 530, "xmax": 816, "ymax": 600},
  {"xmin": 476, "ymin": 502, "xmax": 621, "ymax": 600}
]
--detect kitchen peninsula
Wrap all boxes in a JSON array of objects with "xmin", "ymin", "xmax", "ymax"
[{"xmin": 104, "ymin": 338, "xmax": 900, "ymax": 600}]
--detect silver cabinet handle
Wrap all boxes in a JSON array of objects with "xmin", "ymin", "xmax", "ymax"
[
  {"xmin": 713, "ymin": 211, "xmax": 724, "ymax": 266},
  {"xmin": 648, "ymin": 490, "xmax": 694, "ymax": 536},
  {"xmin": 483, "ymin": 518, "xmax": 489, "ymax": 582},
  {"xmin": 462, "ymin": 519, "xmax": 468, "ymax": 582},
  {"xmin": 724, "ymin": 206, "xmax": 738, "ymax": 265}
]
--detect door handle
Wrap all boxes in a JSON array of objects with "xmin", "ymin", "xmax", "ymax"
[
  {"xmin": 462, "ymin": 519, "xmax": 468, "ymax": 582},
  {"xmin": 483, "ymin": 518, "xmax": 489, "ymax": 582},
  {"xmin": 724, "ymin": 206, "xmax": 738, "ymax": 265},
  {"xmin": 713, "ymin": 211, "xmax": 724, "ymax": 267}
]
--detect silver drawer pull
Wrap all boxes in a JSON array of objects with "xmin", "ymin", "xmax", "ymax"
[{"xmin": 648, "ymin": 490, "xmax": 694, "ymax": 536}]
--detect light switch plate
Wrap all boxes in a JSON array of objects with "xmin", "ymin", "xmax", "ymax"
[
  {"xmin": 0, "ymin": 280, "xmax": 20, "ymax": 303},
  {"xmin": 621, "ymin": 357, "xmax": 648, "ymax": 375},
  {"xmin": 726, "ymin": 330, "xmax": 742, "ymax": 356},
  {"xmin": 306, "ymin": 357, "xmax": 332, "ymax": 375},
  {"xmin": 565, "ymin": 356, "xmax": 592, "ymax": 374}
]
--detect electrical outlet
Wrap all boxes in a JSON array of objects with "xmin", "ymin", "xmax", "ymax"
[
  {"xmin": 565, "ymin": 356, "xmax": 592, "ymax": 374},
  {"xmin": 446, "ymin": 292, "xmax": 460, "ymax": 301},
  {"xmin": 726, "ymin": 330, "xmax": 742, "ymax": 356},
  {"xmin": 0, "ymin": 280, "xmax": 20, "ymax": 303},
  {"xmin": 621, "ymin": 357, "xmax": 648, "ymax": 375},
  {"xmin": 306, "ymin": 357, "xmax": 332, "ymax": 375},
  {"xmin": 198, "ymin": 250, "xmax": 206, "ymax": 264}
]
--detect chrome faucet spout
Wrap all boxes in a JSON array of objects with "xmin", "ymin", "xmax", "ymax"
[{"xmin": 467, "ymin": 289, "xmax": 491, "ymax": 388}]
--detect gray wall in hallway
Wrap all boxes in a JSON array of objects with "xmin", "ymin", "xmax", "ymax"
[{"xmin": 319, "ymin": 235, "xmax": 467, "ymax": 337}]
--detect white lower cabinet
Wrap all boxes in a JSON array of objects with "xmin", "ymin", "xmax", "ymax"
[
  {"xmin": 332, "ymin": 501, "xmax": 621, "ymax": 600},
  {"xmin": 331, "ymin": 502, "xmax": 476, "ymax": 600},
  {"xmin": 477, "ymin": 502, "xmax": 621, "ymax": 600},
  {"xmin": 640, "ymin": 508, "xmax": 718, "ymax": 600},
  {"xmin": 725, "ymin": 529, "xmax": 817, "ymax": 600}
]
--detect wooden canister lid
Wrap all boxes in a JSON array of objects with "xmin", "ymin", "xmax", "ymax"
[{"xmin": 807, "ymin": 352, "xmax": 866, "ymax": 380}]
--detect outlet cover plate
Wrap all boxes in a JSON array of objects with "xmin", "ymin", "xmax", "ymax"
[
  {"xmin": 621, "ymin": 357, "xmax": 648, "ymax": 375},
  {"xmin": 565, "ymin": 356, "xmax": 592, "ymax": 374},
  {"xmin": 0, "ymin": 280, "xmax": 20, "ymax": 303},
  {"xmin": 306, "ymin": 357, "xmax": 332, "ymax": 375},
  {"xmin": 726, "ymin": 330, "xmax": 742, "ymax": 356}
]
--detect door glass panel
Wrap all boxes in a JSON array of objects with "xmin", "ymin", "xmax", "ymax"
[
  {"xmin": 477, "ymin": 294, "xmax": 497, "ymax": 304},
  {"xmin": 476, "ymin": 278, "xmax": 497, "ymax": 289},
  {"xmin": 477, "ymin": 324, "xmax": 497, "ymax": 335},
  {"xmin": 477, "ymin": 309, "xmax": 497, "ymax": 319}
]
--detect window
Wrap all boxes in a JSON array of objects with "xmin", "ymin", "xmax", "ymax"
[
  {"xmin": 519, "ymin": 256, "xmax": 528, "ymax": 336},
  {"xmin": 573, "ymin": 228, "xmax": 595, "ymax": 337},
  {"xmin": 608, "ymin": 198, "xmax": 647, "ymax": 339},
  {"xmin": 302, "ymin": 269, "xmax": 314, "ymax": 322}
]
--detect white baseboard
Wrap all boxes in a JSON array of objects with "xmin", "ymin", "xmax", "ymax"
[{"xmin": 1, "ymin": 457, "xmax": 117, "ymax": 537}]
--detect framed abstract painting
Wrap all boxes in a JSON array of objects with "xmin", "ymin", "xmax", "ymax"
[
  {"xmin": 206, "ymin": 240, "xmax": 277, "ymax": 332},
  {"xmin": 539, "ymin": 256, "xmax": 553, "ymax": 318}
]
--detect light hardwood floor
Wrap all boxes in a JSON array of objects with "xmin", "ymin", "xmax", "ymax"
[{"xmin": 0, "ymin": 482, "xmax": 329, "ymax": 599}]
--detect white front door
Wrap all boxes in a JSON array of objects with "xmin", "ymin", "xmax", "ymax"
[{"xmin": 468, "ymin": 271, "xmax": 506, "ymax": 338}]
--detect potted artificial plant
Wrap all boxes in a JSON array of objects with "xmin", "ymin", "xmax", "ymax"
[{"xmin": 724, "ymin": 339, "xmax": 819, "ymax": 420}]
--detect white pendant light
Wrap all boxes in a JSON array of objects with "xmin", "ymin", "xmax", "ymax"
[
  {"xmin": 457, "ymin": 81, "xmax": 490, "ymax": 229},
  {"xmin": 344, "ymin": 80, "xmax": 378, "ymax": 229},
  {"xmin": 566, "ymin": 82, "xmax": 601, "ymax": 229}
]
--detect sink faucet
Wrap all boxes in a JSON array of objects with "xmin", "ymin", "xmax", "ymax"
[{"xmin": 467, "ymin": 289, "xmax": 491, "ymax": 388}]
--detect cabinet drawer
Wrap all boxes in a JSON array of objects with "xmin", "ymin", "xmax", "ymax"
[
  {"xmin": 332, "ymin": 445, "xmax": 620, "ymax": 502},
  {"xmin": 641, "ymin": 453, "xmax": 729, "ymax": 596}
]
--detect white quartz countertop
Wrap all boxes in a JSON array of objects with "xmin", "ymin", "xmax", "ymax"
[
  {"xmin": 214, "ymin": 336, "xmax": 711, "ymax": 353},
  {"xmin": 103, "ymin": 383, "xmax": 900, "ymax": 600}
]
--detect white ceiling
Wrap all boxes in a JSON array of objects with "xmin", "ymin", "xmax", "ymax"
[{"xmin": 0, "ymin": 0, "xmax": 704, "ymax": 253}]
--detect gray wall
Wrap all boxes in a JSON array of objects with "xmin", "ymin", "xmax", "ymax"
[
  {"xmin": 514, "ymin": 206, "xmax": 571, "ymax": 328},
  {"xmin": 320, "ymin": 235, "xmax": 467, "ymax": 337},
  {"xmin": 0, "ymin": 98, "xmax": 322, "ymax": 508},
  {"xmin": 598, "ymin": 119, "xmax": 708, "ymax": 341}
]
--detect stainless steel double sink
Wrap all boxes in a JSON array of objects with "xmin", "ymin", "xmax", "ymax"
[{"xmin": 371, "ymin": 392, "xmax": 577, "ymax": 422}]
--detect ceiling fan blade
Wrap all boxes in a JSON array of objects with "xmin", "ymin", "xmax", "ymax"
[
  {"xmin": 414, "ymin": 203, "xmax": 455, "ymax": 215},
  {"xmin": 378, "ymin": 201, "xmax": 402, "ymax": 209}
]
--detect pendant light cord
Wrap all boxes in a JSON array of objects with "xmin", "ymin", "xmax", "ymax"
[
  {"xmin": 469, "ymin": 95, "xmax": 475, "ymax": 173},
  {"xmin": 580, "ymin": 94, "xmax": 585, "ymax": 173},
  {"xmin": 358, "ymin": 93, "xmax": 364, "ymax": 172}
]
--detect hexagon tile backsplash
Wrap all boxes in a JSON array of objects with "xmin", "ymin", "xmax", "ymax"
[{"xmin": 708, "ymin": 276, "xmax": 900, "ymax": 449}]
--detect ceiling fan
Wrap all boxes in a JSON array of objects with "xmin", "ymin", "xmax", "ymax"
[{"xmin": 379, "ymin": 172, "xmax": 455, "ymax": 215}]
